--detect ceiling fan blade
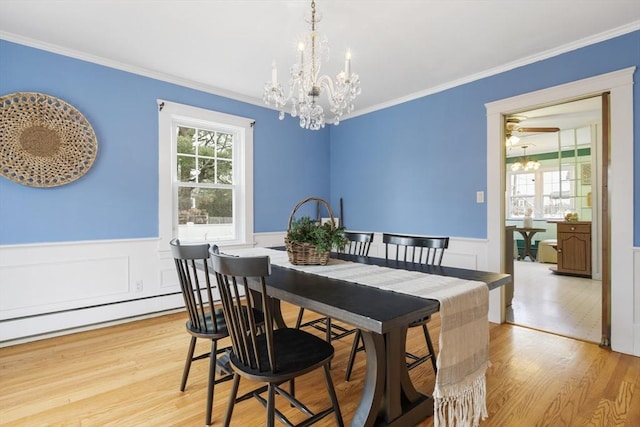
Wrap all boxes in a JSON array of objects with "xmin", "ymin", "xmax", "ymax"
[{"xmin": 517, "ymin": 127, "xmax": 560, "ymax": 133}]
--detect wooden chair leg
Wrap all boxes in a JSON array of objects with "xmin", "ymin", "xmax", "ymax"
[
  {"xmin": 345, "ymin": 330, "xmax": 362, "ymax": 381},
  {"xmin": 295, "ymin": 308, "xmax": 305, "ymax": 329},
  {"xmin": 223, "ymin": 374, "xmax": 241, "ymax": 427},
  {"xmin": 267, "ymin": 383, "xmax": 276, "ymax": 427},
  {"xmin": 422, "ymin": 324, "xmax": 437, "ymax": 373},
  {"xmin": 323, "ymin": 364, "xmax": 344, "ymax": 426},
  {"xmin": 180, "ymin": 336, "xmax": 197, "ymax": 391},
  {"xmin": 205, "ymin": 340, "xmax": 218, "ymax": 426}
]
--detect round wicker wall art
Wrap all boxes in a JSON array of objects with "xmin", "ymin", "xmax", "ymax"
[{"xmin": 0, "ymin": 92, "xmax": 98, "ymax": 187}]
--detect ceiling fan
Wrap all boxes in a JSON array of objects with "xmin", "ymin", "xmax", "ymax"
[
  {"xmin": 505, "ymin": 117, "xmax": 559, "ymax": 147},
  {"xmin": 506, "ymin": 117, "xmax": 560, "ymax": 134}
]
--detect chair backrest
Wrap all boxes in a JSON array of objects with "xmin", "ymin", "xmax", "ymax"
[
  {"xmin": 210, "ymin": 250, "xmax": 277, "ymax": 373},
  {"xmin": 170, "ymin": 238, "xmax": 223, "ymax": 335},
  {"xmin": 383, "ymin": 233, "xmax": 449, "ymax": 266},
  {"xmin": 340, "ymin": 231, "xmax": 374, "ymax": 256}
]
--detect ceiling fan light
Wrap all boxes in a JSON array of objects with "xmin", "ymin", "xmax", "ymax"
[{"xmin": 506, "ymin": 135, "xmax": 520, "ymax": 146}]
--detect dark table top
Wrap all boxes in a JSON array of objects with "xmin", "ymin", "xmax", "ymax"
[
  {"xmin": 514, "ymin": 227, "xmax": 546, "ymax": 232},
  {"xmin": 261, "ymin": 250, "xmax": 511, "ymax": 335}
]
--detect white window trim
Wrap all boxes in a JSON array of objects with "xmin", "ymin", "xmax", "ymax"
[
  {"xmin": 158, "ymin": 100, "xmax": 254, "ymax": 249},
  {"xmin": 506, "ymin": 164, "xmax": 576, "ymax": 220}
]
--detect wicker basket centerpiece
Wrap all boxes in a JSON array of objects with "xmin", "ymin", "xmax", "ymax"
[{"xmin": 284, "ymin": 197, "xmax": 347, "ymax": 265}]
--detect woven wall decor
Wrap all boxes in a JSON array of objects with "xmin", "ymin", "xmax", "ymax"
[{"xmin": 0, "ymin": 92, "xmax": 98, "ymax": 187}]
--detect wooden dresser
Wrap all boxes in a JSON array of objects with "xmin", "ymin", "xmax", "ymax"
[{"xmin": 555, "ymin": 221, "xmax": 592, "ymax": 277}]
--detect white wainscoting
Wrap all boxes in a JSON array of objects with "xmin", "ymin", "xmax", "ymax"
[
  {"xmin": 0, "ymin": 232, "xmax": 497, "ymax": 345},
  {"xmin": 0, "ymin": 238, "xmax": 179, "ymax": 343},
  {"xmin": 0, "ymin": 233, "xmax": 286, "ymax": 345},
  {"xmin": 634, "ymin": 248, "xmax": 640, "ymax": 356}
]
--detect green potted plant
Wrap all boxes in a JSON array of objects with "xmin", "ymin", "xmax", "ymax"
[{"xmin": 285, "ymin": 198, "xmax": 347, "ymax": 265}]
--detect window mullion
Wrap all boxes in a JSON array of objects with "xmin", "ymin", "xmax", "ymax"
[{"xmin": 534, "ymin": 170, "xmax": 543, "ymax": 218}]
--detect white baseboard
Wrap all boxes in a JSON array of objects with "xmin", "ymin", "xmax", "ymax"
[{"xmin": 0, "ymin": 294, "xmax": 185, "ymax": 346}]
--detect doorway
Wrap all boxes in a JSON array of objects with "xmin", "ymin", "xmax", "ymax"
[
  {"xmin": 503, "ymin": 97, "xmax": 603, "ymax": 343},
  {"xmin": 485, "ymin": 68, "xmax": 635, "ymax": 354}
]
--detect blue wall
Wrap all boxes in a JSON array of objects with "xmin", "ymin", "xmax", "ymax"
[
  {"xmin": 1, "ymin": 31, "xmax": 639, "ymax": 246},
  {"xmin": 330, "ymin": 31, "xmax": 640, "ymax": 243},
  {"xmin": 0, "ymin": 40, "xmax": 331, "ymax": 244}
]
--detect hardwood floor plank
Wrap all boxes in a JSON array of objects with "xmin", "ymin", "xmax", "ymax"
[
  {"xmin": 1, "ymin": 303, "xmax": 639, "ymax": 426},
  {"xmin": 533, "ymin": 345, "xmax": 598, "ymax": 425},
  {"xmin": 507, "ymin": 260, "xmax": 601, "ymax": 343},
  {"xmin": 623, "ymin": 359, "xmax": 640, "ymax": 427}
]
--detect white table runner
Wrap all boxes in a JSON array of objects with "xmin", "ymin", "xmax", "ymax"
[{"xmin": 226, "ymin": 247, "xmax": 489, "ymax": 427}]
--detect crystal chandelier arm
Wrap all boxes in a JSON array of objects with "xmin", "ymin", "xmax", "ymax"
[
  {"xmin": 316, "ymin": 74, "xmax": 337, "ymax": 98},
  {"xmin": 317, "ymin": 72, "xmax": 360, "ymax": 116}
]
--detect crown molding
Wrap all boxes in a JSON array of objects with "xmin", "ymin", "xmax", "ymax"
[
  {"xmin": 0, "ymin": 31, "xmax": 266, "ymax": 110},
  {"xmin": 348, "ymin": 20, "xmax": 640, "ymax": 119},
  {"xmin": 3, "ymin": 20, "xmax": 639, "ymax": 121}
]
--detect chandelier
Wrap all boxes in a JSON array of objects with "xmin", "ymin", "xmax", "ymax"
[
  {"xmin": 511, "ymin": 145, "xmax": 540, "ymax": 172},
  {"xmin": 263, "ymin": 0, "xmax": 361, "ymax": 130}
]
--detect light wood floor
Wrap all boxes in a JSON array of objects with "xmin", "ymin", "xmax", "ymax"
[
  {"xmin": 507, "ymin": 260, "xmax": 602, "ymax": 343},
  {"xmin": 1, "ymin": 302, "xmax": 639, "ymax": 426}
]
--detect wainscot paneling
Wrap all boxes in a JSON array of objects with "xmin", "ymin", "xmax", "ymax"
[
  {"xmin": 0, "ymin": 232, "xmax": 497, "ymax": 345},
  {"xmin": 634, "ymin": 248, "xmax": 640, "ymax": 356},
  {"xmin": 0, "ymin": 238, "xmax": 178, "ymax": 343},
  {"xmin": 1, "ymin": 255, "xmax": 130, "ymax": 315}
]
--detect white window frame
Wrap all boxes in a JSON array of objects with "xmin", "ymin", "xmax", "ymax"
[
  {"xmin": 506, "ymin": 164, "xmax": 575, "ymax": 220},
  {"xmin": 540, "ymin": 165, "xmax": 575, "ymax": 218},
  {"xmin": 158, "ymin": 100, "xmax": 254, "ymax": 248},
  {"xmin": 506, "ymin": 171, "xmax": 536, "ymax": 218}
]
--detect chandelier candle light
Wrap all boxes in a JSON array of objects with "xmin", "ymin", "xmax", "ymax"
[{"xmin": 263, "ymin": 0, "xmax": 361, "ymax": 130}]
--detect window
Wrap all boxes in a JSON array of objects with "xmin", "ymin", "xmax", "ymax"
[
  {"xmin": 542, "ymin": 168, "xmax": 574, "ymax": 217},
  {"xmin": 176, "ymin": 125, "xmax": 235, "ymax": 241},
  {"xmin": 507, "ymin": 172, "xmax": 535, "ymax": 217},
  {"xmin": 506, "ymin": 165, "xmax": 575, "ymax": 219},
  {"xmin": 158, "ymin": 100, "xmax": 254, "ymax": 247}
]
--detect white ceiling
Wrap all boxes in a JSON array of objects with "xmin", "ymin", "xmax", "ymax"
[
  {"xmin": 507, "ymin": 96, "xmax": 603, "ymax": 155},
  {"xmin": 1, "ymin": 1, "xmax": 639, "ymax": 121}
]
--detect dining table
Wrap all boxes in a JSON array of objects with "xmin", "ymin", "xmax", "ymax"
[
  {"xmin": 225, "ymin": 248, "xmax": 511, "ymax": 427},
  {"xmin": 514, "ymin": 227, "xmax": 546, "ymax": 261}
]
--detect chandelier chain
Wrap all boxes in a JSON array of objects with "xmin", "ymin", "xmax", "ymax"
[{"xmin": 311, "ymin": 0, "xmax": 317, "ymax": 83}]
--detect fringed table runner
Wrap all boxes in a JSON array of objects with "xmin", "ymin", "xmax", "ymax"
[{"xmin": 226, "ymin": 247, "xmax": 489, "ymax": 427}]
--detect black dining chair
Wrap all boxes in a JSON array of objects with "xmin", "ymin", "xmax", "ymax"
[
  {"xmin": 170, "ymin": 239, "xmax": 233, "ymax": 426},
  {"xmin": 344, "ymin": 233, "xmax": 449, "ymax": 381},
  {"xmin": 210, "ymin": 249, "xmax": 344, "ymax": 427},
  {"xmin": 295, "ymin": 231, "xmax": 374, "ymax": 342}
]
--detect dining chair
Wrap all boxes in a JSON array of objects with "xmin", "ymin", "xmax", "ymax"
[
  {"xmin": 210, "ymin": 249, "xmax": 344, "ymax": 427},
  {"xmin": 170, "ymin": 239, "xmax": 235, "ymax": 426},
  {"xmin": 295, "ymin": 231, "xmax": 374, "ymax": 342},
  {"xmin": 344, "ymin": 233, "xmax": 449, "ymax": 381}
]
